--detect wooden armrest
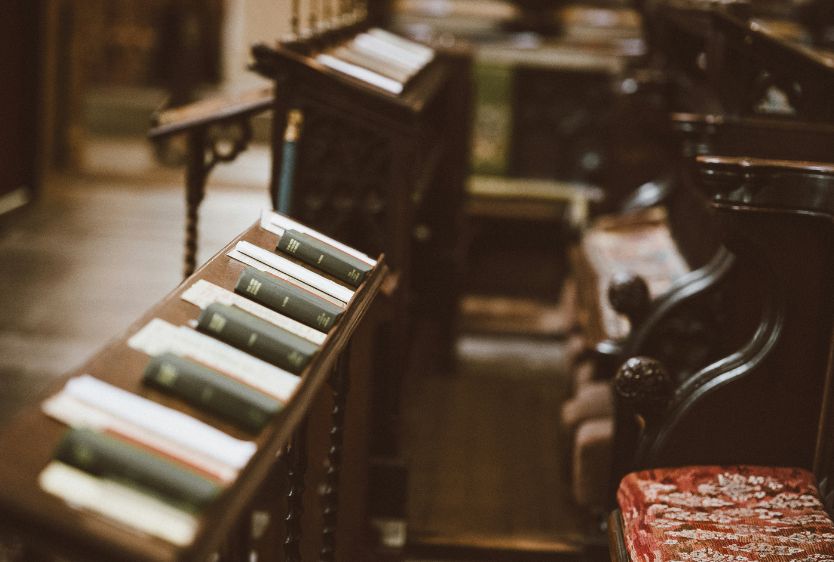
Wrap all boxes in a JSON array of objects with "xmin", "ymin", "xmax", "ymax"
[{"xmin": 148, "ymin": 86, "xmax": 275, "ymax": 140}]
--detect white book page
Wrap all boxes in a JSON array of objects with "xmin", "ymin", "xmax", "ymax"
[
  {"xmin": 182, "ymin": 280, "xmax": 326, "ymax": 345},
  {"xmin": 352, "ymin": 34, "xmax": 425, "ymax": 72},
  {"xmin": 234, "ymin": 241, "xmax": 355, "ymax": 304},
  {"xmin": 316, "ymin": 53, "xmax": 404, "ymax": 95},
  {"xmin": 227, "ymin": 249, "xmax": 347, "ymax": 308},
  {"xmin": 43, "ymin": 393, "xmax": 237, "ymax": 483},
  {"xmin": 128, "ymin": 319, "xmax": 300, "ymax": 402},
  {"xmin": 367, "ymin": 28, "xmax": 434, "ymax": 62},
  {"xmin": 40, "ymin": 462, "xmax": 198, "ymax": 546},
  {"xmin": 332, "ymin": 45, "xmax": 413, "ymax": 83},
  {"xmin": 260, "ymin": 209, "xmax": 376, "ymax": 266}
]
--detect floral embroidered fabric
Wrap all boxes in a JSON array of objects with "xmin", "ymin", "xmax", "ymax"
[{"xmin": 618, "ymin": 465, "xmax": 834, "ymax": 561}]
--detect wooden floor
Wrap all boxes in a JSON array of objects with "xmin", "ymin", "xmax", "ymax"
[
  {"xmin": 0, "ymin": 136, "xmax": 600, "ymax": 561},
  {"xmin": 0, "ymin": 137, "xmax": 271, "ymax": 423},
  {"xmin": 403, "ymin": 328, "xmax": 603, "ymax": 561}
]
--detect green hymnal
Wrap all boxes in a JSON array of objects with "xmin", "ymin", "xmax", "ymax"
[
  {"xmin": 54, "ymin": 428, "xmax": 221, "ymax": 513},
  {"xmin": 235, "ymin": 266, "xmax": 343, "ymax": 332},
  {"xmin": 143, "ymin": 353, "xmax": 282, "ymax": 433},
  {"xmin": 197, "ymin": 303, "xmax": 317, "ymax": 374},
  {"xmin": 277, "ymin": 229, "xmax": 372, "ymax": 287}
]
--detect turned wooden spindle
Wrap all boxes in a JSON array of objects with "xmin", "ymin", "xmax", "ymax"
[
  {"xmin": 284, "ymin": 420, "xmax": 308, "ymax": 562},
  {"xmin": 183, "ymin": 129, "xmax": 208, "ymax": 278},
  {"xmin": 320, "ymin": 351, "xmax": 350, "ymax": 561}
]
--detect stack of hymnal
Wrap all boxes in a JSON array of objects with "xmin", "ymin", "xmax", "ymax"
[
  {"xmin": 40, "ymin": 375, "xmax": 257, "ymax": 545},
  {"xmin": 38, "ymin": 212, "xmax": 378, "ymax": 546},
  {"xmin": 315, "ymin": 28, "xmax": 435, "ymax": 94}
]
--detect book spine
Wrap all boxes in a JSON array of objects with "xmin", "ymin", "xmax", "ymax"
[
  {"xmin": 143, "ymin": 353, "xmax": 282, "ymax": 434},
  {"xmin": 197, "ymin": 303, "xmax": 316, "ymax": 375},
  {"xmin": 235, "ymin": 266, "xmax": 343, "ymax": 332},
  {"xmin": 54, "ymin": 428, "xmax": 221, "ymax": 512},
  {"xmin": 277, "ymin": 229, "xmax": 371, "ymax": 287}
]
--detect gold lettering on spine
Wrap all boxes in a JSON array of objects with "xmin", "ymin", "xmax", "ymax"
[
  {"xmin": 347, "ymin": 269, "xmax": 360, "ymax": 282},
  {"xmin": 285, "ymin": 238, "xmax": 301, "ymax": 254},
  {"xmin": 288, "ymin": 351, "xmax": 304, "ymax": 367},
  {"xmin": 247, "ymin": 333, "xmax": 258, "ymax": 347},
  {"xmin": 157, "ymin": 363, "xmax": 179, "ymax": 387},
  {"xmin": 316, "ymin": 312, "xmax": 332, "ymax": 328},
  {"xmin": 246, "ymin": 278, "xmax": 262, "ymax": 296},
  {"xmin": 208, "ymin": 313, "xmax": 227, "ymax": 333}
]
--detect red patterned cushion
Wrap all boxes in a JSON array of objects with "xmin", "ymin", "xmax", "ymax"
[{"xmin": 618, "ymin": 465, "xmax": 834, "ymax": 561}]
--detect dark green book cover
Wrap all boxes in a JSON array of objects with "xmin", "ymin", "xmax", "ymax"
[
  {"xmin": 54, "ymin": 427, "xmax": 221, "ymax": 513},
  {"xmin": 276, "ymin": 229, "xmax": 372, "ymax": 287},
  {"xmin": 143, "ymin": 353, "xmax": 282, "ymax": 433},
  {"xmin": 234, "ymin": 266, "xmax": 343, "ymax": 332},
  {"xmin": 197, "ymin": 303, "xmax": 317, "ymax": 374}
]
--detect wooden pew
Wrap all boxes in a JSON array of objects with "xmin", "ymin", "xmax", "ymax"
[
  {"xmin": 710, "ymin": 8, "xmax": 834, "ymax": 121},
  {"xmin": 565, "ymin": 113, "xmax": 834, "ymax": 514},
  {"xmin": 563, "ymin": 0, "xmax": 834, "ymax": 515},
  {"xmin": 608, "ymin": 157, "xmax": 834, "ymax": 561}
]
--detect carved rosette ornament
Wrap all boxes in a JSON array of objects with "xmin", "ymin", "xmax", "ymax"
[
  {"xmin": 615, "ymin": 356, "xmax": 672, "ymax": 421},
  {"xmin": 608, "ymin": 271, "xmax": 651, "ymax": 327}
]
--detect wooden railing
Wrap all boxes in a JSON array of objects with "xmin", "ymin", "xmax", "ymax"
[{"xmin": 0, "ymin": 220, "xmax": 388, "ymax": 561}]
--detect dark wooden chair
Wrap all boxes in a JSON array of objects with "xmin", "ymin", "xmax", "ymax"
[{"xmin": 608, "ymin": 156, "xmax": 834, "ymax": 560}]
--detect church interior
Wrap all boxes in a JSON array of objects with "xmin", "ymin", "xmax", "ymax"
[{"xmin": 3, "ymin": 1, "xmax": 834, "ymax": 561}]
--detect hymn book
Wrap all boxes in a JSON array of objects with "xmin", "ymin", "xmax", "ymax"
[
  {"xmin": 54, "ymin": 428, "xmax": 222, "ymax": 512},
  {"xmin": 181, "ymin": 279, "xmax": 327, "ymax": 345},
  {"xmin": 197, "ymin": 303, "xmax": 317, "ymax": 374},
  {"xmin": 351, "ymin": 34, "xmax": 426, "ymax": 73},
  {"xmin": 366, "ymin": 28, "xmax": 434, "ymax": 64},
  {"xmin": 129, "ymin": 319, "xmax": 300, "ymax": 402},
  {"xmin": 144, "ymin": 353, "xmax": 282, "ymax": 433},
  {"xmin": 235, "ymin": 266, "xmax": 344, "ymax": 332},
  {"xmin": 330, "ymin": 45, "xmax": 413, "ymax": 84},
  {"xmin": 43, "ymin": 375, "xmax": 256, "ymax": 481},
  {"xmin": 275, "ymin": 229, "xmax": 372, "ymax": 287},
  {"xmin": 315, "ymin": 53, "xmax": 404, "ymax": 94},
  {"xmin": 260, "ymin": 209, "xmax": 376, "ymax": 267},
  {"xmin": 40, "ymin": 462, "xmax": 198, "ymax": 546},
  {"xmin": 229, "ymin": 240, "xmax": 355, "ymax": 303}
]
